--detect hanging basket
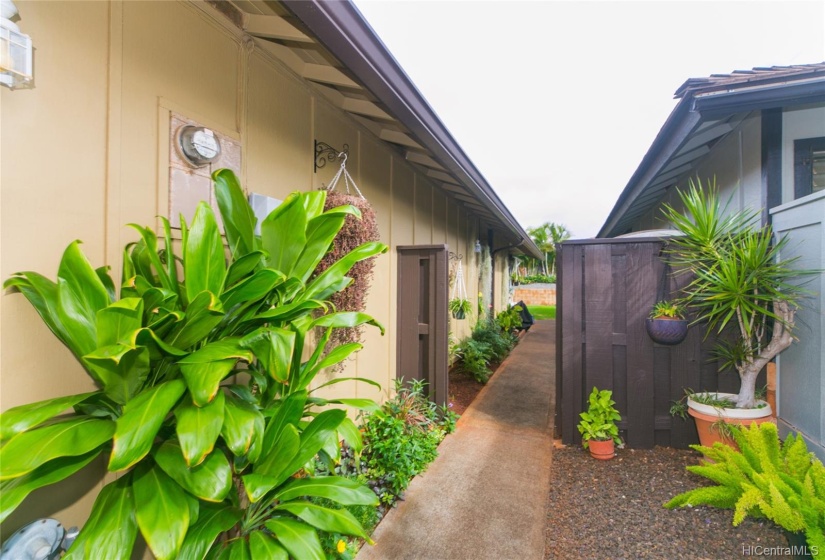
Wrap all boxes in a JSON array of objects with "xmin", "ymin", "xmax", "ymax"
[
  {"xmin": 452, "ymin": 308, "xmax": 466, "ymax": 320},
  {"xmin": 645, "ymin": 318, "xmax": 688, "ymax": 345}
]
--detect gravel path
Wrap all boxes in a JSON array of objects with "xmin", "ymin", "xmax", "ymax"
[{"xmin": 545, "ymin": 445, "xmax": 787, "ymax": 559}]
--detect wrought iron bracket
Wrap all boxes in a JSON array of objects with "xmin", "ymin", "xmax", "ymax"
[
  {"xmin": 314, "ymin": 140, "xmax": 349, "ymax": 173},
  {"xmin": 448, "ymin": 252, "xmax": 463, "ymax": 262}
]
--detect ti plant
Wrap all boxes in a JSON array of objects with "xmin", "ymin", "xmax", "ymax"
[
  {"xmin": 0, "ymin": 169, "xmax": 388, "ymax": 559},
  {"xmin": 576, "ymin": 387, "xmax": 622, "ymax": 448},
  {"xmin": 665, "ymin": 422, "xmax": 825, "ymax": 556}
]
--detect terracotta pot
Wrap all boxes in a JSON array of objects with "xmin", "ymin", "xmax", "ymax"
[
  {"xmin": 645, "ymin": 318, "xmax": 689, "ymax": 345},
  {"xmin": 588, "ymin": 439, "xmax": 615, "ymax": 460},
  {"xmin": 687, "ymin": 392, "xmax": 774, "ymax": 450}
]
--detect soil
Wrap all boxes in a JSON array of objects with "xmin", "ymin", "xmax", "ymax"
[
  {"xmin": 544, "ymin": 445, "xmax": 788, "ymax": 559},
  {"xmin": 447, "ymin": 361, "xmax": 502, "ymax": 415}
]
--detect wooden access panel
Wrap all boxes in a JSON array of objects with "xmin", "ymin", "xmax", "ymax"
[{"xmin": 396, "ymin": 245, "xmax": 449, "ymax": 406}]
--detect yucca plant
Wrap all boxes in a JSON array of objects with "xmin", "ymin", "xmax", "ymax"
[
  {"xmin": 665, "ymin": 422, "xmax": 825, "ymax": 556},
  {"xmin": 1, "ymin": 169, "xmax": 388, "ymax": 559},
  {"xmin": 662, "ymin": 179, "xmax": 816, "ymax": 408}
]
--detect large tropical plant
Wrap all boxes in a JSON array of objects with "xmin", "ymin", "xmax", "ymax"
[
  {"xmin": 0, "ymin": 169, "xmax": 388, "ymax": 559},
  {"xmin": 662, "ymin": 179, "xmax": 815, "ymax": 408}
]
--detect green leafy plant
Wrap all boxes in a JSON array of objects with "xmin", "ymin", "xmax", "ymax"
[
  {"xmin": 665, "ymin": 422, "xmax": 825, "ymax": 556},
  {"xmin": 649, "ymin": 300, "xmax": 686, "ymax": 320},
  {"xmin": 360, "ymin": 380, "xmax": 452, "ymax": 505},
  {"xmin": 496, "ymin": 304, "xmax": 524, "ymax": 333},
  {"xmin": 454, "ymin": 338, "xmax": 493, "ymax": 383},
  {"xmin": 577, "ymin": 387, "xmax": 622, "ymax": 448},
  {"xmin": 471, "ymin": 320, "xmax": 516, "ymax": 363},
  {"xmin": 0, "ymin": 169, "xmax": 389, "ymax": 559},
  {"xmin": 662, "ymin": 179, "xmax": 817, "ymax": 408},
  {"xmin": 449, "ymin": 297, "xmax": 471, "ymax": 319}
]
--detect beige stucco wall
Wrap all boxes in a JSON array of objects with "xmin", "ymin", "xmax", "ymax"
[{"xmin": 0, "ymin": 0, "xmax": 508, "ymax": 533}]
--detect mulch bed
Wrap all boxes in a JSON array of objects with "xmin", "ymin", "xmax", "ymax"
[
  {"xmin": 447, "ymin": 361, "xmax": 503, "ymax": 415},
  {"xmin": 545, "ymin": 445, "xmax": 788, "ymax": 559}
]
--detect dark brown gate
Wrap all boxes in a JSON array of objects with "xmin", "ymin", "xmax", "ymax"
[
  {"xmin": 396, "ymin": 245, "xmax": 449, "ymax": 406},
  {"xmin": 555, "ymin": 238, "xmax": 763, "ymax": 449}
]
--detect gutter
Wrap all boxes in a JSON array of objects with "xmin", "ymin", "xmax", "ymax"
[{"xmin": 280, "ymin": 0, "xmax": 543, "ymax": 261}]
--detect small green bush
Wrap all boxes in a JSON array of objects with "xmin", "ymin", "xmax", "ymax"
[
  {"xmin": 455, "ymin": 338, "xmax": 493, "ymax": 383},
  {"xmin": 361, "ymin": 380, "xmax": 454, "ymax": 504},
  {"xmin": 496, "ymin": 304, "xmax": 523, "ymax": 333},
  {"xmin": 471, "ymin": 320, "xmax": 516, "ymax": 363},
  {"xmin": 516, "ymin": 274, "xmax": 555, "ymax": 284}
]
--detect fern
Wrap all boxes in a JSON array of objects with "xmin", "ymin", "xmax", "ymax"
[{"xmin": 665, "ymin": 423, "xmax": 825, "ymax": 556}]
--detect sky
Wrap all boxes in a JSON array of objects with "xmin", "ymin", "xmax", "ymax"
[{"xmin": 352, "ymin": 1, "xmax": 825, "ymax": 238}]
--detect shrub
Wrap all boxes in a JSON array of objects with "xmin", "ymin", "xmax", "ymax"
[
  {"xmin": 471, "ymin": 320, "xmax": 516, "ymax": 362},
  {"xmin": 455, "ymin": 338, "xmax": 493, "ymax": 383},
  {"xmin": 361, "ymin": 380, "xmax": 454, "ymax": 504},
  {"xmin": 496, "ymin": 303, "xmax": 524, "ymax": 333}
]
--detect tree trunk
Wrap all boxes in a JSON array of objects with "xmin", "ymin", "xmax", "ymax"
[{"xmin": 734, "ymin": 300, "xmax": 795, "ymax": 408}]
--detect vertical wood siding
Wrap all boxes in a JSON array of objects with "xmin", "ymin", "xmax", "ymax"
[{"xmin": 557, "ymin": 239, "xmax": 766, "ymax": 449}]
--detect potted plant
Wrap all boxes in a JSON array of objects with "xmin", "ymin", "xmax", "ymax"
[
  {"xmin": 577, "ymin": 387, "xmax": 622, "ymax": 460},
  {"xmin": 645, "ymin": 300, "xmax": 689, "ymax": 345},
  {"xmin": 665, "ymin": 422, "xmax": 824, "ymax": 558},
  {"xmin": 662, "ymin": 180, "xmax": 815, "ymax": 444},
  {"xmin": 449, "ymin": 297, "xmax": 471, "ymax": 320}
]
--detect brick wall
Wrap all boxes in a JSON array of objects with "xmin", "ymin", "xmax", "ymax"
[{"xmin": 513, "ymin": 286, "xmax": 556, "ymax": 306}]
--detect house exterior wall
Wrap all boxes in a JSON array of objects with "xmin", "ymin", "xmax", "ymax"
[
  {"xmin": 782, "ymin": 105, "xmax": 825, "ymax": 203},
  {"xmin": 0, "ymin": 0, "xmax": 507, "ymax": 531},
  {"xmin": 772, "ymin": 192, "xmax": 825, "ymax": 462}
]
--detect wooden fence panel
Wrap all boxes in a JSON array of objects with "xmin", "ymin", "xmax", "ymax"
[{"xmin": 556, "ymin": 238, "xmax": 742, "ymax": 449}]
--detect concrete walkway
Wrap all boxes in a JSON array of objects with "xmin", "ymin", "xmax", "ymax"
[{"xmin": 357, "ymin": 321, "xmax": 556, "ymax": 560}]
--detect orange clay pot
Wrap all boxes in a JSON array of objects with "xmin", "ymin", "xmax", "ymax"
[
  {"xmin": 688, "ymin": 407, "xmax": 774, "ymax": 451},
  {"xmin": 588, "ymin": 439, "xmax": 615, "ymax": 460}
]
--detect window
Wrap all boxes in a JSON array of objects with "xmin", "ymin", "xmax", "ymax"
[{"xmin": 794, "ymin": 136, "xmax": 825, "ymax": 198}]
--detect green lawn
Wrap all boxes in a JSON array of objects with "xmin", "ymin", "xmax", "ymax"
[{"xmin": 527, "ymin": 305, "xmax": 556, "ymax": 320}]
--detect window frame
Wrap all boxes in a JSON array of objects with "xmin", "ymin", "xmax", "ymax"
[{"xmin": 793, "ymin": 136, "xmax": 825, "ymax": 199}]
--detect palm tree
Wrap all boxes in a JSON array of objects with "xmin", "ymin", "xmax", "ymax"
[{"xmin": 528, "ymin": 222, "xmax": 571, "ymax": 276}]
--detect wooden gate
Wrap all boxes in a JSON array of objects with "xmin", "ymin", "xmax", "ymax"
[
  {"xmin": 555, "ymin": 238, "xmax": 764, "ymax": 449},
  {"xmin": 396, "ymin": 245, "xmax": 449, "ymax": 406}
]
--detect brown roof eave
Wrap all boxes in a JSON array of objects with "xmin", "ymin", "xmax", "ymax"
[{"xmin": 280, "ymin": 0, "xmax": 543, "ymax": 261}]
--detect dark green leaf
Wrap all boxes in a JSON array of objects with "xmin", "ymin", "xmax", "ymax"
[
  {"xmin": 64, "ymin": 477, "xmax": 137, "ymax": 560},
  {"xmin": 109, "ymin": 379, "xmax": 186, "ymax": 472},
  {"xmin": 221, "ymin": 393, "xmax": 264, "ymax": 462},
  {"xmin": 0, "ymin": 392, "xmax": 98, "ymax": 441},
  {"xmin": 274, "ymin": 502, "xmax": 372, "ymax": 541},
  {"xmin": 248, "ymin": 532, "xmax": 288, "ymax": 560},
  {"xmin": 240, "ymin": 327, "xmax": 295, "ymax": 383},
  {"xmin": 179, "ymin": 339, "xmax": 253, "ymax": 406},
  {"xmin": 0, "ymin": 450, "xmax": 100, "ymax": 523},
  {"xmin": 168, "ymin": 291, "xmax": 224, "ymax": 350},
  {"xmin": 83, "ymin": 344, "xmax": 150, "ymax": 405},
  {"xmin": 0, "ymin": 418, "xmax": 114, "ymax": 480},
  {"xmin": 176, "ymin": 391, "xmax": 226, "ymax": 467},
  {"xmin": 263, "ymin": 518, "xmax": 324, "ymax": 560},
  {"xmin": 260, "ymin": 193, "xmax": 306, "ymax": 276},
  {"xmin": 184, "ymin": 202, "xmax": 227, "ymax": 303},
  {"xmin": 154, "ymin": 441, "xmax": 232, "ymax": 502},
  {"xmin": 273, "ymin": 476, "xmax": 378, "ymax": 506},
  {"xmin": 213, "ymin": 169, "xmax": 257, "ymax": 260},
  {"xmin": 224, "ymin": 251, "xmax": 266, "ymax": 288},
  {"xmin": 133, "ymin": 462, "xmax": 189, "ymax": 560}
]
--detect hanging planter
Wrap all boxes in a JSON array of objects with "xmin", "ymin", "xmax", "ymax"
[
  {"xmin": 645, "ymin": 263, "xmax": 689, "ymax": 345},
  {"xmin": 313, "ymin": 153, "xmax": 381, "ymax": 356}
]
